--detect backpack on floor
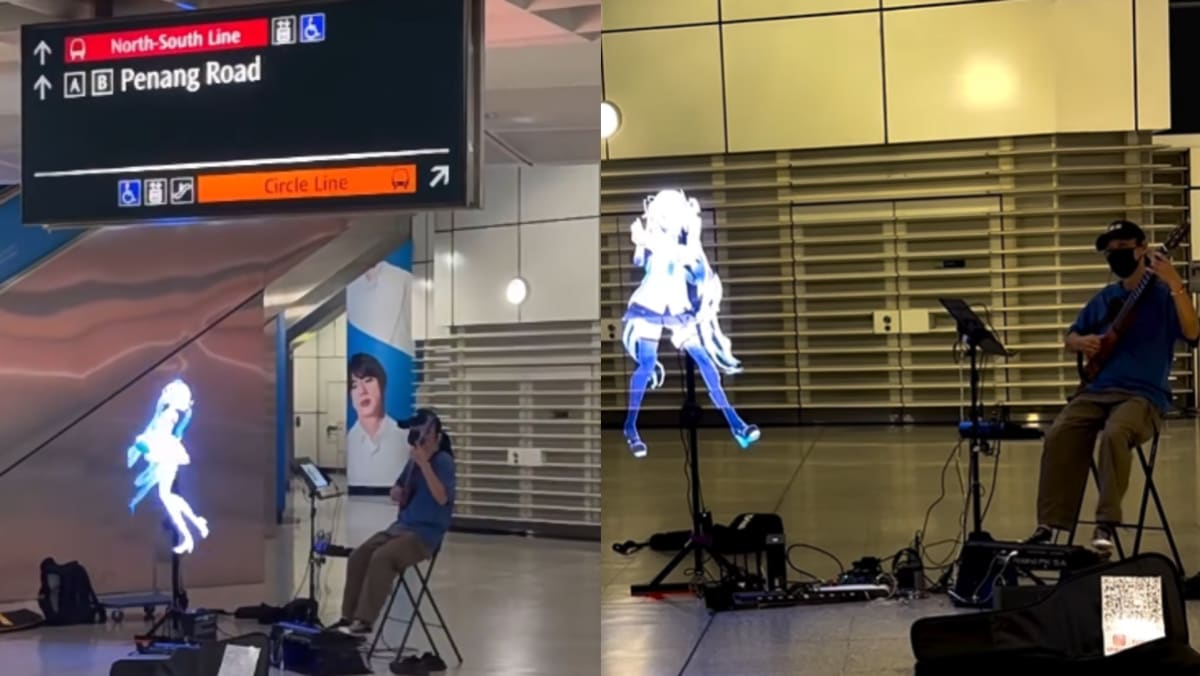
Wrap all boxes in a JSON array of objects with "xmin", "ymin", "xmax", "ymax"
[{"xmin": 37, "ymin": 558, "xmax": 105, "ymax": 626}]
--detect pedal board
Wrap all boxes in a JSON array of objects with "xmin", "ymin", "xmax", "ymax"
[{"xmin": 705, "ymin": 582, "xmax": 890, "ymax": 611}]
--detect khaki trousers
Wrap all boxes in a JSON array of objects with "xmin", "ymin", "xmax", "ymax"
[
  {"xmin": 342, "ymin": 526, "xmax": 431, "ymax": 624},
  {"xmin": 1036, "ymin": 390, "xmax": 1160, "ymax": 530}
]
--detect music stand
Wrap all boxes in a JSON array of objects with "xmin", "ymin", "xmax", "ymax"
[
  {"xmin": 292, "ymin": 458, "xmax": 341, "ymax": 616},
  {"xmin": 939, "ymin": 298, "xmax": 1009, "ymax": 536}
]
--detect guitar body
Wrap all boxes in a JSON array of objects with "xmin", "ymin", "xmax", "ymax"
[
  {"xmin": 1075, "ymin": 331, "xmax": 1119, "ymax": 395},
  {"xmin": 1080, "ymin": 332, "xmax": 1119, "ymax": 381}
]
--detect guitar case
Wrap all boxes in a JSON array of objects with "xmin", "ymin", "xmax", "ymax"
[{"xmin": 912, "ymin": 553, "xmax": 1200, "ymax": 675}]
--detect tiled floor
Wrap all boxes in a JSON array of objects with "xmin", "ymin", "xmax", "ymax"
[
  {"xmin": 602, "ymin": 423, "xmax": 1200, "ymax": 675},
  {"xmin": 0, "ymin": 489, "xmax": 599, "ymax": 676}
]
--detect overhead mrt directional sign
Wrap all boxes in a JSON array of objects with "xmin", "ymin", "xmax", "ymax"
[{"xmin": 20, "ymin": 0, "xmax": 483, "ymax": 226}]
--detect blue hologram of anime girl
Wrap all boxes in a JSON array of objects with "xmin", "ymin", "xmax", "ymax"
[
  {"xmin": 621, "ymin": 189, "xmax": 760, "ymax": 458},
  {"xmin": 127, "ymin": 379, "xmax": 210, "ymax": 555}
]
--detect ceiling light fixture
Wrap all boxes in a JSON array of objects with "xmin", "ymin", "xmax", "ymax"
[{"xmin": 600, "ymin": 101, "xmax": 621, "ymax": 140}]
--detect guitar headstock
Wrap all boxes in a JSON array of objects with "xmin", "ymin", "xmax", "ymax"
[{"xmin": 1161, "ymin": 218, "xmax": 1191, "ymax": 252}]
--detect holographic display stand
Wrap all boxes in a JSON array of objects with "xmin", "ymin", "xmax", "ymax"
[
  {"xmin": 134, "ymin": 488, "xmax": 191, "ymax": 651},
  {"xmin": 630, "ymin": 354, "xmax": 736, "ymax": 596}
]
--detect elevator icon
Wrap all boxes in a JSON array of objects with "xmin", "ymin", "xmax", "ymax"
[{"xmin": 271, "ymin": 17, "xmax": 297, "ymax": 45}]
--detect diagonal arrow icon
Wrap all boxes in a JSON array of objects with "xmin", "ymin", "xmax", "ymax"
[
  {"xmin": 430, "ymin": 165, "xmax": 450, "ymax": 188},
  {"xmin": 33, "ymin": 75, "xmax": 51, "ymax": 101}
]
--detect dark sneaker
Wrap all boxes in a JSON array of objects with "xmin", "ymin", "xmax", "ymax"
[
  {"xmin": 419, "ymin": 652, "xmax": 448, "ymax": 672},
  {"xmin": 326, "ymin": 618, "xmax": 352, "ymax": 630},
  {"xmin": 1022, "ymin": 525, "xmax": 1054, "ymax": 545},
  {"xmin": 390, "ymin": 655, "xmax": 430, "ymax": 675},
  {"xmin": 1092, "ymin": 524, "xmax": 1116, "ymax": 552}
]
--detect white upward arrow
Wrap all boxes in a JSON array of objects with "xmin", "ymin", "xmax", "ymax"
[
  {"xmin": 33, "ymin": 75, "xmax": 51, "ymax": 101},
  {"xmin": 430, "ymin": 165, "xmax": 450, "ymax": 188},
  {"xmin": 33, "ymin": 41, "xmax": 51, "ymax": 67}
]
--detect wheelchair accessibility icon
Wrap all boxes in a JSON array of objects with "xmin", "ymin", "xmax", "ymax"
[
  {"xmin": 300, "ymin": 13, "xmax": 325, "ymax": 43},
  {"xmin": 118, "ymin": 180, "xmax": 142, "ymax": 208}
]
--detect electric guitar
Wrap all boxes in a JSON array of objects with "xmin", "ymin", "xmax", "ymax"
[{"xmin": 1075, "ymin": 220, "xmax": 1190, "ymax": 394}]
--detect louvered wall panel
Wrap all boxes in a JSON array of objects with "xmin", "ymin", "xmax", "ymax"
[
  {"xmin": 417, "ymin": 322, "xmax": 600, "ymax": 535},
  {"xmin": 600, "ymin": 132, "xmax": 1193, "ymax": 424}
]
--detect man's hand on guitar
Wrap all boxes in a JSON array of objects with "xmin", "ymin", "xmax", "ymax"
[
  {"xmin": 1149, "ymin": 251, "xmax": 1185, "ymax": 292},
  {"xmin": 1068, "ymin": 333, "xmax": 1102, "ymax": 357}
]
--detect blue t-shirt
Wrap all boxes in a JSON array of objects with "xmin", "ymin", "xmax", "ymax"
[
  {"xmin": 1069, "ymin": 280, "xmax": 1189, "ymax": 412},
  {"xmin": 393, "ymin": 438, "xmax": 456, "ymax": 551}
]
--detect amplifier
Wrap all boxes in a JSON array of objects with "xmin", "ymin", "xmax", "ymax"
[
  {"xmin": 270, "ymin": 622, "xmax": 370, "ymax": 676},
  {"xmin": 180, "ymin": 610, "xmax": 217, "ymax": 642}
]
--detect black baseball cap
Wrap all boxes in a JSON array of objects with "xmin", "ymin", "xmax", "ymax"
[{"xmin": 1095, "ymin": 219, "xmax": 1146, "ymax": 251}]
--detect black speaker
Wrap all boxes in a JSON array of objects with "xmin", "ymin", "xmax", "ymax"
[
  {"xmin": 109, "ymin": 634, "xmax": 270, "ymax": 676},
  {"xmin": 951, "ymin": 532, "xmax": 1018, "ymax": 608}
]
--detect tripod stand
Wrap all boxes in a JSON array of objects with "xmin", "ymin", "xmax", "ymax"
[
  {"xmin": 135, "ymin": 519, "xmax": 190, "ymax": 650},
  {"xmin": 631, "ymin": 353, "xmax": 736, "ymax": 595}
]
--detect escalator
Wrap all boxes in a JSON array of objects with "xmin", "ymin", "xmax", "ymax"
[{"xmin": 0, "ymin": 199, "xmax": 412, "ymax": 602}]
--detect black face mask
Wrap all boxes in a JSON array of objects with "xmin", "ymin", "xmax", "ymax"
[{"xmin": 1107, "ymin": 249, "xmax": 1140, "ymax": 279}]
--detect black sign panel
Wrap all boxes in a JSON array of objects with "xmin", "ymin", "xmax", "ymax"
[{"xmin": 20, "ymin": 0, "xmax": 482, "ymax": 225}]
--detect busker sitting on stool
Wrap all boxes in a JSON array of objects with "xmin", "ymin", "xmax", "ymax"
[
  {"xmin": 334, "ymin": 408, "xmax": 456, "ymax": 635},
  {"xmin": 1026, "ymin": 220, "xmax": 1198, "ymax": 552}
]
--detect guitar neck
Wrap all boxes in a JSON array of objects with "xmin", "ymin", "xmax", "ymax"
[{"xmin": 1106, "ymin": 270, "xmax": 1157, "ymax": 336}]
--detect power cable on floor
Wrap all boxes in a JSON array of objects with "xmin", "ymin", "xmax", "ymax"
[{"xmin": 675, "ymin": 613, "xmax": 716, "ymax": 676}]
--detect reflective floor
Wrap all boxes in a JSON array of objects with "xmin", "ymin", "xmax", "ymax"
[
  {"xmin": 602, "ymin": 423, "xmax": 1200, "ymax": 675},
  {"xmin": 0, "ymin": 487, "xmax": 599, "ymax": 676}
]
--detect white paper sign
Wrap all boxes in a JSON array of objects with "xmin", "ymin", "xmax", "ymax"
[
  {"xmin": 216, "ymin": 644, "xmax": 261, "ymax": 676},
  {"xmin": 1101, "ymin": 575, "xmax": 1166, "ymax": 656}
]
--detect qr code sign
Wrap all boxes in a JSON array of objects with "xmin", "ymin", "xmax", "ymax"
[{"xmin": 1101, "ymin": 575, "xmax": 1165, "ymax": 656}]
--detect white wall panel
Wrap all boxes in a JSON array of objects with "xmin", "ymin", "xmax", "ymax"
[
  {"xmin": 602, "ymin": 27, "xmax": 727, "ymax": 159},
  {"xmin": 1050, "ymin": 0, "xmax": 1134, "ymax": 133},
  {"xmin": 1136, "ymin": 0, "xmax": 1172, "ymax": 131},
  {"xmin": 721, "ymin": 0, "xmax": 874, "ymax": 20},
  {"xmin": 884, "ymin": 0, "xmax": 1136, "ymax": 143},
  {"xmin": 520, "ymin": 218, "xmax": 600, "ymax": 323},
  {"xmin": 722, "ymin": 13, "xmax": 885, "ymax": 151},
  {"xmin": 293, "ymin": 333, "xmax": 317, "ymax": 358},
  {"xmin": 452, "ymin": 226, "xmax": 520, "ymax": 326},
  {"xmin": 602, "ymin": 0, "xmax": 718, "ymax": 31},
  {"xmin": 433, "ymin": 232, "xmax": 455, "ymax": 332},
  {"xmin": 333, "ymin": 315, "xmax": 347, "ymax": 357},
  {"xmin": 412, "ymin": 213, "xmax": 434, "ymax": 264},
  {"xmin": 520, "ymin": 164, "xmax": 600, "ymax": 223},
  {"xmin": 293, "ymin": 352, "xmax": 318, "ymax": 412},
  {"xmin": 411, "ymin": 262, "xmax": 431, "ymax": 342},
  {"xmin": 885, "ymin": 1, "xmax": 1053, "ymax": 142},
  {"xmin": 454, "ymin": 166, "xmax": 520, "ymax": 228},
  {"xmin": 317, "ymin": 317, "xmax": 339, "ymax": 356},
  {"xmin": 293, "ymin": 413, "xmax": 318, "ymax": 463}
]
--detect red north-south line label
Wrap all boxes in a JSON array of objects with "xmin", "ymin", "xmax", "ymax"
[{"xmin": 64, "ymin": 18, "xmax": 270, "ymax": 64}]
